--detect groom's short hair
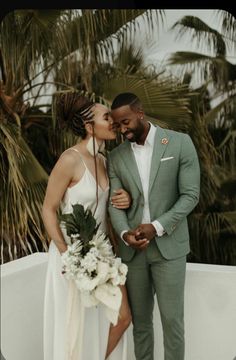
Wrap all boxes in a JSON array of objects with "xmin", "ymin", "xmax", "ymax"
[{"xmin": 111, "ymin": 92, "xmax": 142, "ymax": 112}]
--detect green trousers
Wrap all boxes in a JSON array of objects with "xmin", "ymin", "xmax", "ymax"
[{"xmin": 125, "ymin": 240, "xmax": 186, "ymax": 360}]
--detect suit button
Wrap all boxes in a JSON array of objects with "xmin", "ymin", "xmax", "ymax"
[{"xmin": 171, "ymin": 224, "xmax": 176, "ymax": 230}]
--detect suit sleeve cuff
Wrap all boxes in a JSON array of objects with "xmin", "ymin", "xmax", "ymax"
[
  {"xmin": 151, "ymin": 220, "xmax": 166, "ymax": 237},
  {"xmin": 120, "ymin": 230, "xmax": 130, "ymax": 246}
]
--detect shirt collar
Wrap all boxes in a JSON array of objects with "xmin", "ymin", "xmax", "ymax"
[{"xmin": 131, "ymin": 122, "xmax": 156, "ymax": 149}]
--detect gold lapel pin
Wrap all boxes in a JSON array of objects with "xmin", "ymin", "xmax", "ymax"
[{"xmin": 161, "ymin": 138, "xmax": 168, "ymax": 145}]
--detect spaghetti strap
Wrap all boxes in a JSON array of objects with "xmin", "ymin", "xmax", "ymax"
[
  {"xmin": 99, "ymin": 153, "xmax": 107, "ymax": 167},
  {"xmin": 65, "ymin": 148, "xmax": 87, "ymax": 168},
  {"xmin": 70, "ymin": 148, "xmax": 80, "ymax": 154}
]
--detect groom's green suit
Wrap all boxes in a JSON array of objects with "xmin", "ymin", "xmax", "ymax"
[{"xmin": 108, "ymin": 125, "xmax": 200, "ymax": 360}]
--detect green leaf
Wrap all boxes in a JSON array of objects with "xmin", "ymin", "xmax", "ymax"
[{"xmin": 59, "ymin": 203, "xmax": 99, "ymax": 245}]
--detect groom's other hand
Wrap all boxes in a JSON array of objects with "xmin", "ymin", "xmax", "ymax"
[
  {"xmin": 123, "ymin": 230, "xmax": 149, "ymax": 250},
  {"xmin": 134, "ymin": 224, "xmax": 156, "ymax": 242},
  {"xmin": 110, "ymin": 188, "xmax": 131, "ymax": 209}
]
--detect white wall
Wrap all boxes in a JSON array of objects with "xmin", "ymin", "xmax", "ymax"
[
  {"xmin": 127, "ymin": 263, "xmax": 236, "ymax": 360},
  {"xmin": 1, "ymin": 254, "xmax": 48, "ymax": 360},
  {"xmin": 1, "ymin": 253, "xmax": 236, "ymax": 360}
]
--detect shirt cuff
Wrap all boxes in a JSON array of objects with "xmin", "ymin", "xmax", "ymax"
[
  {"xmin": 151, "ymin": 220, "xmax": 166, "ymax": 237},
  {"xmin": 120, "ymin": 230, "xmax": 130, "ymax": 246}
]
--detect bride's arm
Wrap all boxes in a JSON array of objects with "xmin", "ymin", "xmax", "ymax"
[
  {"xmin": 110, "ymin": 188, "xmax": 132, "ymax": 209},
  {"xmin": 42, "ymin": 154, "xmax": 76, "ymax": 254}
]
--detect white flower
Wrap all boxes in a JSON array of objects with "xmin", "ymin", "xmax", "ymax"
[
  {"xmin": 71, "ymin": 233, "xmax": 81, "ymax": 241},
  {"xmin": 75, "ymin": 273, "xmax": 100, "ymax": 291},
  {"xmin": 60, "ymin": 203, "xmax": 128, "ymax": 324},
  {"xmin": 119, "ymin": 263, "xmax": 128, "ymax": 276},
  {"xmin": 80, "ymin": 250, "xmax": 98, "ymax": 274},
  {"xmin": 89, "ymin": 246, "xmax": 99, "ymax": 257},
  {"xmin": 96, "ymin": 261, "xmax": 110, "ymax": 284},
  {"xmin": 61, "ymin": 219, "xmax": 128, "ymax": 312},
  {"xmin": 92, "ymin": 230, "xmax": 114, "ymax": 259},
  {"xmin": 109, "ymin": 265, "xmax": 118, "ymax": 279}
]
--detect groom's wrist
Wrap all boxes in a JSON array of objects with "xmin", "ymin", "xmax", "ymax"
[
  {"xmin": 151, "ymin": 220, "xmax": 165, "ymax": 237},
  {"xmin": 121, "ymin": 230, "xmax": 130, "ymax": 246}
]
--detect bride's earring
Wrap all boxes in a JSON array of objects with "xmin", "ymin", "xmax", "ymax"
[
  {"xmin": 99, "ymin": 140, "xmax": 105, "ymax": 153},
  {"xmin": 86, "ymin": 136, "xmax": 99, "ymax": 156}
]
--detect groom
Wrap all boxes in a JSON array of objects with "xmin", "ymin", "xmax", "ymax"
[{"xmin": 107, "ymin": 92, "xmax": 200, "ymax": 360}]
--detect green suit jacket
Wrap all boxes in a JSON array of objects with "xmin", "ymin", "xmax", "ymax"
[{"xmin": 107, "ymin": 125, "xmax": 200, "ymax": 261}]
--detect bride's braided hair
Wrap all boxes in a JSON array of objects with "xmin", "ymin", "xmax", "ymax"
[
  {"xmin": 55, "ymin": 91, "xmax": 100, "ymax": 215},
  {"xmin": 56, "ymin": 91, "xmax": 95, "ymax": 137}
]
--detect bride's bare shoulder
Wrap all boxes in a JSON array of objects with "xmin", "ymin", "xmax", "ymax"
[{"xmin": 54, "ymin": 148, "xmax": 82, "ymax": 171}]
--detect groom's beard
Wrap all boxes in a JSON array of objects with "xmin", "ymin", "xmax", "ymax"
[
  {"xmin": 123, "ymin": 127, "xmax": 143, "ymax": 143},
  {"xmin": 123, "ymin": 131, "xmax": 136, "ymax": 142}
]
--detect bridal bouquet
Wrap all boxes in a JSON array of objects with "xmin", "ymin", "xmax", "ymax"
[{"xmin": 59, "ymin": 204, "xmax": 128, "ymax": 324}]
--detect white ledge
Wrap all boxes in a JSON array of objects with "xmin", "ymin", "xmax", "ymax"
[{"xmin": 1, "ymin": 253, "xmax": 236, "ymax": 360}]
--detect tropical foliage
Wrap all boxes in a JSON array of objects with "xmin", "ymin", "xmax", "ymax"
[
  {"xmin": 0, "ymin": 9, "xmax": 167, "ymax": 263},
  {"xmin": 0, "ymin": 9, "xmax": 235, "ymax": 265},
  {"xmin": 168, "ymin": 10, "xmax": 236, "ymax": 265}
]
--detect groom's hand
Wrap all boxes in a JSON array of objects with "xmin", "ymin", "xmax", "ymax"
[
  {"xmin": 134, "ymin": 224, "xmax": 156, "ymax": 242},
  {"xmin": 123, "ymin": 230, "xmax": 149, "ymax": 250}
]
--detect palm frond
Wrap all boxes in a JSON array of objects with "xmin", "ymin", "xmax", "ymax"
[
  {"xmin": 113, "ymin": 43, "xmax": 145, "ymax": 75},
  {"xmin": 214, "ymin": 10, "xmax": 236, "ymax": 50},
  {"xmin": 171, "ymin": 15, "xmax": 226, "ymax": 56},
  {"xmin": 102, "ymin": 74, "xmax": 192, "ymax": 125},
  {"xmin": 218, "ymin": 131, "xmax": 236, "ymax": 173},
  {"xmin": 169, "ymin": 51, "xmax": 213, "ymax": 65},
  {"xmin": 168, "ymin": 51, "xmax": 236, "ymax": 89},
  {"xmin": 189, "ymin": 211, "xmax": 236, "ymax": 264},
  {"xmin": 59, "ymin": 9, "xmax": 165, "ymax": 91},
  {"xmin": 0, "ymin": 119, "xmax": 49, "ymax": 264},
  {"xmin": 205, "ymin": 93, "xmax": 236, "ymax": 125},
  {"xmin": 0, "ymin": 10, "xmax": 63, "ymax": 91}
]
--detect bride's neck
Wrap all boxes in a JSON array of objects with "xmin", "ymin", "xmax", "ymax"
[{"xmin": 75, "ymin": 137, "xmax": 102, "ymax": 157}]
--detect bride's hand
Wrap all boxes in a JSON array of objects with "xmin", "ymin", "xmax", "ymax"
[{"xmin": 110, "ymin": 188, "xmax": 132, "ymax": 209}]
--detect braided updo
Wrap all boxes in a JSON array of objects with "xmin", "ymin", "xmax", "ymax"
[{"xmin": 55, "ymin": 91, "xmax": 95, "ymax": 138}]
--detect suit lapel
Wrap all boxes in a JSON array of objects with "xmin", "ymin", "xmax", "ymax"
[
  {"xmin": 149, "ymin": 126, "xmax": 170, "ymax": 193},
  {"xmin": 118, "ymin": 141, "xmax": 143, "ymax": 193}
]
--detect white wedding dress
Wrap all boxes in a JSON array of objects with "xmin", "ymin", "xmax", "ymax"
[{"xmin": 43, "ymin": 149, "xmax": 127, "ymax": 360}]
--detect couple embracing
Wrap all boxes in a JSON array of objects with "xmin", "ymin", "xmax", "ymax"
[{"xmin": 42, "ymin": 91, "xmax": 200, "ymax": 360}]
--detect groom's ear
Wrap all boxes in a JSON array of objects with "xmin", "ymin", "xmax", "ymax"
[{"xmin": 137, "ymin": 109, "xmax": 144, "ymax": 119}]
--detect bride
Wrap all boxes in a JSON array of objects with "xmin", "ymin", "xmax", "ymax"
[{"xmin": 42, "ymin": 91, "xmax": 132, "ymax": 360}]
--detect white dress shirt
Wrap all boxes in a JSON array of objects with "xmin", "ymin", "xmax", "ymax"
[{"xmin": 121, "ymin": 122, "xmax": 165, "ymax": 244}]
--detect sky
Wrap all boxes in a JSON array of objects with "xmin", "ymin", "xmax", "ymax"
[
  {"xmin": 140, "ymin": 9, "xmax": 235, "ymax": 66},
  {"xmin": 131, "ymin": 9, "xmax": 236, "ymax": 95}
]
